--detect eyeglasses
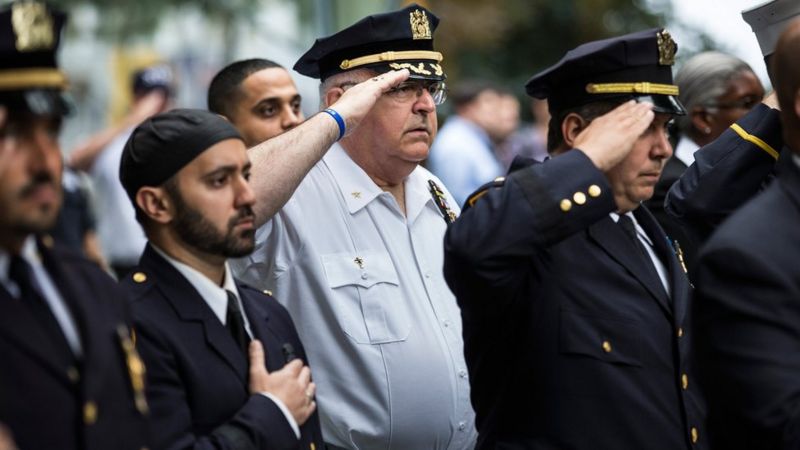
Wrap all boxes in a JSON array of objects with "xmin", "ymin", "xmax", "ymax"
[
  {"xmin": 706, "ymin": 94, "xmax": 763, "ymax": 111},
  {"xmin": 336, "ymin": 79, "xmax": 448, "ymax": 105},
  {"xmin": 387, "ymin": 80, "xmax": 448, "ymax": 105}
]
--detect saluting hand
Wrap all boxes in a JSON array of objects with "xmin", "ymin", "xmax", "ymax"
[
  {"xmin": 327, "ymin": 68, "xmax": 410, "ymax": 136},
  {"xmin": 247, "ymin": 340, "xmax": 316, "ymax": 426},
  {"xmin": 574, "ymin": 100, "xmax": 655, "ymax": 172}
]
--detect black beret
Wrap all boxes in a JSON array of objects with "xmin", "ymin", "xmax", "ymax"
[
  {"xmin": 294, "ymin": 3, "xmax": 445, "ymax": 81},
  {"xmin": 525, "ymin": 28, "xmax": 686, "ymax": 116},
  {"xmin": 0, "ymin": 1, "xmax": 70, "ymax": 116},
  {"xmin": 119, "ymin": 109, "xmax": 243, "ymax": 202}
]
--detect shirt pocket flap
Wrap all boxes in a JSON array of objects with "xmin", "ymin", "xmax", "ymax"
[
  {"xmin": 321, "ymin": 251, "xmax": 400, "ymax": 289},
  {"xmin": 559, "ymin": 309, "xmax": 643, "ymax": 367}
]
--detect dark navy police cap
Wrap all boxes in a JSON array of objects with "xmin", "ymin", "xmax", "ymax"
[
  {"xmin": 0, "ymin": 1, "xmax": 70, "ymax": 116},
  {"xmin": 525, "ymin": 28, "xmax": 686, "ymax": 116},
  {"xmin": 132, "ymin": 64, "xmax": 173, "ymax": 97},
  {"xmin": 294, "ymin": 3, "xmax": 445, "ymax": 82}
]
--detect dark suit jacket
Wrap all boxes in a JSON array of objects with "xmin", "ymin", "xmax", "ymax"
[
  {"xmin": 0, "ymin": 240, "xmax": 149, "ymax": 450},
  {"xmin": 693, "ymin": 155, "xmax": 800, "ymax": 450},
  {"xmin": 665, "ymin": 104, "xmax": 784, "ymax": 248},
  {"xmin": 444, "ymin": 150, "xmax": 706, "ymax": 450},
  {"xmin": 122, "ymin": 245, "xmax": 322, "ymax": 450},
  {"xmin": 645, "ymin": 156, "xmax": 699, "ymax": 276}
]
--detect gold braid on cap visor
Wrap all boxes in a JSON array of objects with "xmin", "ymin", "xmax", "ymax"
[
  {"xmin": 585, "ymin": 82, "xmax": 679, "ymax": 96},
  {"xmin": 0, "ymin": 68, "xmax": 67, "ymax": 89},
  {"xmin": 339, "ymin": 50, "xmax": 443, "ymax": 70}
]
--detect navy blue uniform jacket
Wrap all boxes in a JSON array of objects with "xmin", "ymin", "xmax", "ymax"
[
  {"xmin": 123, "ymin": 245, "xmax": 322, "ymax": 450},
  {"xmin": 444, "ymin": 150, "xmax": 706, "ymax": 450},
  {"xmin": 693, "ymin": 145, "xmax": 800, "ymax": 449},
  {"xmin": 0, "ymin": 241, "xmax": 149, "ymax": 450},
  {"xmin": 665, "ymin": 104, "xmax": 784, "ymax": 247}
]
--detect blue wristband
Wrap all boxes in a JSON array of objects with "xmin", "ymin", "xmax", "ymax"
[{"xmin": 322, "ymin": 108, "xmax": 346, "ymax": 141}]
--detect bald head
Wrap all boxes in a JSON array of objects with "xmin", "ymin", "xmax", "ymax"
[{"xmin": 772, "ymin": 19, "xmax": 800, "ymax": 151}]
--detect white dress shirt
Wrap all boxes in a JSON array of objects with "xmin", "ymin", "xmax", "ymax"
[
  {"xmin": 232, "ymin": 143, "xmax": 477, "ymax": 450},
  {"xmin": 152, "ymin": 245, "xmax": 300, "ymax": 438},
  {"xmin": 0, "ymin": 237, "xmax": 83, "ymax": 356},
  {"xmin": 610, "ymin": 211, "xmax": 671, "ymax": 296}
]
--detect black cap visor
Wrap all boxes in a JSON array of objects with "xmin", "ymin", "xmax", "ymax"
[{"xmin": 634, "ymin": 94, "xmax": 686, "ymax": 116}]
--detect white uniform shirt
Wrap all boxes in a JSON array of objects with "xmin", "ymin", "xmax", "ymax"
[{"xmin": 232, "ymin": 143, "xmax": 476, "ymax": 450}]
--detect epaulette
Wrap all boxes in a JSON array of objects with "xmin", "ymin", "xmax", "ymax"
[{"xmin": 463, "ymin": 176, "xmax": 507, "ymax": 212}]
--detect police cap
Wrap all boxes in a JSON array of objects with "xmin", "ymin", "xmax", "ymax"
[
  {"xmin": 0, "ymin": 0, "xmax": 69, "ymax": 116},
  {"xmin": 294, "ymin": 3, "xmax": 445, "ymax": 82},
  {"xmin": 525, "ymin": 28, "xmax": 686, "ymax": 116}
]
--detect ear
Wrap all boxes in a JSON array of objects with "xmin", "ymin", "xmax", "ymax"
[
  {"xmin": 690, "ymin": 106, "xmax": 713, "ymax": 135},
  {"xmin": 561, "ymin": 113, "xmax": 588, "ymax": 148},
  {"xmin": 135, "ymin": 186, "xmax": 173, "ymax": 225},
  {"xmin": 324, "ymin": 87, "xmax": 345, "ymax": 108}
]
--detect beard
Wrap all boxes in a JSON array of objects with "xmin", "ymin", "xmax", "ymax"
[
  {"xmin": 169, "ymin": 188, "xmax": 256, "ymax": 258},
  {"xmin": 2, "ymin": 172, "xmax": 63, "ymax": 236}
]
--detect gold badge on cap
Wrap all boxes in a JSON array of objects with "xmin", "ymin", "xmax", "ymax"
[
  {"xmin": 12, "ymin": 1, "xmax": 54, "ymax": 52},
  {"xmin": 410, "ymin": 9, "xmax": 432, "ymax": 40},
  {"xmin": 657, "ymin": 29, "xmax": 677, "ymax": 66}
]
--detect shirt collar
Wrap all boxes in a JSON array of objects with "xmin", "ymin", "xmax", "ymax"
[
  {"xmin": 323, "ymin": 143, "xmax": 436, "ymax": 221},
  {"xmin": 609, "ymin": 210, "xmax": 653, "ymax": 246},
  {"xmin": 151, "ymin": 245, "xmax": 240, "ymax": 326},
  {"xmin": 674, "ymin": 137, "xmax": 700, "ymax": 167}
]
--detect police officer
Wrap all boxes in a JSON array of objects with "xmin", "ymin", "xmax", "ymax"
[
  {"xmin": 118, "ymin": 109, "xmax": 323, "ymax": 449},
  {"xmin": 0, "ymin": 2, "xmax": 149, "ymax": 449},
  {"xmin": 691, "ymin": 19, "xmax": 800, "ymax": 450},
  {"xmin": 444, "ymin": 29, "xmax": 705, "ymax": 450}
]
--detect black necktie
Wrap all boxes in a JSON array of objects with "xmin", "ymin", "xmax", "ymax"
[
  {"xmin": 225, "ymin": 290, "xmax": 250, "ymax": 357},
  {"xmin": 8, "ymin": 255, "xmax": 74, "ymax": 358},
  {"xmin": 617, "ymin": 214, "xmax": 651, "ymax": 260},
  {"xmin": 617, "ymin": 214, "xmax": 667, "ymax": 290}
]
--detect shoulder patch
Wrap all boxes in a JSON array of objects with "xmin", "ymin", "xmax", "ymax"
[{"xmin": 464, "ymin": 176, "xmax": 507, "ymax": 210}]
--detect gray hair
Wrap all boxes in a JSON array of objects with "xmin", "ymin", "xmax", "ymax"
[
  {"xmin": 674, "ymin": 51, "xmax": 755, "ymax": 134},
  {"xmin": 318, "ymin": 68, "xmax": 378, "ymax": 109}
]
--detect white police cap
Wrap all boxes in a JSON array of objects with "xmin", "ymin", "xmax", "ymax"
[{"xmin": 742, "ymin": 0, "xmax": 800, "ymax": 57}]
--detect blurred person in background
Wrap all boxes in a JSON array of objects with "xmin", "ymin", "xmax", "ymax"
[
  {"xmin": 646, "ymin": 51, "xmax": 764, "ymax": 276},
  {"xmin": 497, "ymin": 97, "xmax": 550, "ymax": 167},
  {"xmin": 428, "ymin": 80, "xmax": 508, "ymax": 205},
  {"xmin": 208, "ymin": 58, "xmax": 304, "ymax": 146},
  {"xmin": 48, "ymin": 166, "xmax": 105, "ymax": 267},
  {"xmin": 69, "ymin": 64, "xmax": 171, "ymax": 278},
  {"xmin": 0, "ymin": 2, "xmax": 150, "ymax": 448}
]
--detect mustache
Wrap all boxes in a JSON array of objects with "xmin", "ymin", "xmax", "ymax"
[
  {"xmin": 228, "ymin": 206, "xmax": 255, "ymax": 227},
  {"xmin": 19, "ymin": 172, "xmax": 57, "ymax": 198}
]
